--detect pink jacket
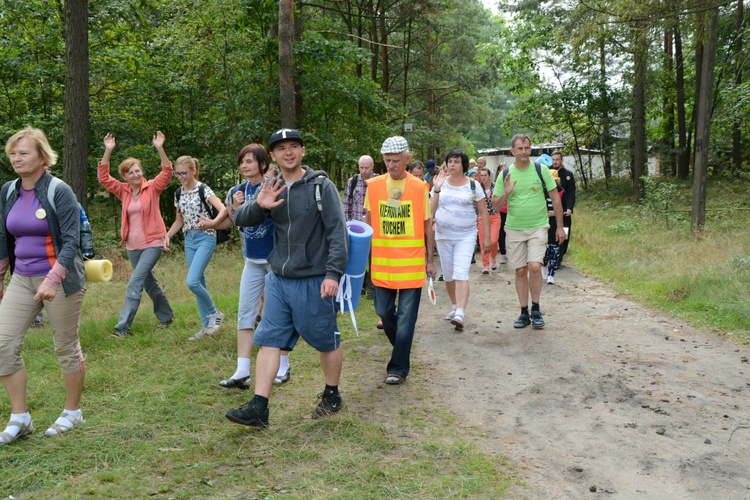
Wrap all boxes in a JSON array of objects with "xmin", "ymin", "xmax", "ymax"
[{"xmin": 97, "ymin": 161, "xmax": 173, "ymax": 245}]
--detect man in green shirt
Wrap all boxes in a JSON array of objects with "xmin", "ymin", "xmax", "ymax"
[{"xmin": 492, "ymin": 134, "xmax": 565, "ymax": 329}]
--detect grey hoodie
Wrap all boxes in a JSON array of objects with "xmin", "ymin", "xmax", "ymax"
[{"xmin": 234, "ymin": 166, "xmax": 348, "ymax": 281}]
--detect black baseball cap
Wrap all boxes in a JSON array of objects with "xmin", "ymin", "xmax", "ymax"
[{"xmin": 269, "ymin": 128, "xmax": 304, "ymax": 151}]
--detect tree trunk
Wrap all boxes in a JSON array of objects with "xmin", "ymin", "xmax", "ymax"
[
  {"xmin": 379, "ymin": 3, "xmax": 389, "ymax": 93},
  {"xmin": 732, "ymin": 0, "xmax": 744, "ymax": 177},
  {"xmin": 692, "ymin": 6, "xmax": 719, "ymax": 234},
  {"xmin": 279, "ymin": 0, "xmax": 295, "ymax": 128},
  {"xmin": 370, "ymin": 0, "xmax": 379, "ymax": 83},
  {"xmin": 63, "ymin": 0, "xmax": 89, "ymax": 209},
  {"xmin": 294, "ymin": 4, "xmax": 303, "ymax": 126},
  {"xmin": 690, "ymin": 12, "xmax": 705, "ymax": 176},
  {"xmin": 662, "ymin": 28, "xmax": 675, "ymax": 176},
  {"xmin": 600, "ymin": 36, "xmax": 612, "ymax": 181},
  {"xmin": 675, "ymin": 23, "xmax": 689, "ymax": 179},
  {"xmin": 632, "ymin": 23, "xmax": 648, "ymax": 201},
  {"xmin": 402, "ymin": 17, "xmax": 412, "ymax": 108}
]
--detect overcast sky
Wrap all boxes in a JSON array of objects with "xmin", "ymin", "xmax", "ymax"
[{"xmin": 481, "ymin": 0, "xmax": 499, "ymax": 14}]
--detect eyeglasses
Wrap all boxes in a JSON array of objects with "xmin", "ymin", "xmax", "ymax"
[{"xmin": 174, "ymin": 172, "xmax": 188, "ymax": 177}]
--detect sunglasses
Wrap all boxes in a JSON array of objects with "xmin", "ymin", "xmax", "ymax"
[{"xmin": 173, "ymin": 171, "xmax": 188, "ymax": 177}]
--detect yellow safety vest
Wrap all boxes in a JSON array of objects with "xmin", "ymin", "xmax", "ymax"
[{"xmin": 367, "ymin": 173, "xmax": 428, "ymax": 289}]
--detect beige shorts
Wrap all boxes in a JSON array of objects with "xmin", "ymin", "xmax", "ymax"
[
  {"xmin": 505, "ymin": 226, "xmax": 549, "ymax": 270},
  {"xmin": 0, "ymin": 274, "xmax": 86, "ymax": 376}
]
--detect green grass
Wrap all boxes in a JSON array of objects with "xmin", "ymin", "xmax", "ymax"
[
  {"xmin": 1, "ymin": 242, "xmax": 517, "ymax": 498},
  {"xmin": 572, "ymin": 174, "xmax": 750, "ymax": 343}
]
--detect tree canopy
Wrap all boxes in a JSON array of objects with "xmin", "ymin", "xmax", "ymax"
[{"xmin": 0, "ymin": 0, "xmax": 746, "ymax": 216}]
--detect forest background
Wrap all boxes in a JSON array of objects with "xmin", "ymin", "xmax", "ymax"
[{"xmin": 0, "ymin": 0, "xmax": 747, "ymax": 231}]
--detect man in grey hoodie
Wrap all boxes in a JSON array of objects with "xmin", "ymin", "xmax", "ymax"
[{"xmin": 225, "ymin": 128, "xmax": 348, "ymax": 428}]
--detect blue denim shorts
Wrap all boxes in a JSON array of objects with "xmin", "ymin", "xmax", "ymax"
[{"xmin": 253, "ymin": 272, "xmax": 341, "ymax": 352}]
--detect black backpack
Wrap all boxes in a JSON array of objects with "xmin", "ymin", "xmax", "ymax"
[
  {"xmin": 502, "ymin": 161, "xmax": 549, "ymax": 210},
  {"xmin": 175, "ymin": 184, "xmax": 231, "ymax": 244}
]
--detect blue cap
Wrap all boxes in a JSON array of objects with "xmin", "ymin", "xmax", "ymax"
[{"xmin": 426, "ymin": 159, "xmax": 436, "ymax": 171}]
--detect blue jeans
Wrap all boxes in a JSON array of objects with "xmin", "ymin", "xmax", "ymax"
[
  {"xmin": 184, "ymin": 230, "xmax": 218, "ymax": 327},
  {"xmin": 115, "ymin": 246, "xmax": 174, "ymax": 332},
  {"xmin": 374, "ymin": 286, "xmax": 422, "ymax": 378}
]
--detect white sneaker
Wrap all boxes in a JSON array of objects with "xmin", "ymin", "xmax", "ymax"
[
  {"xmin": 450, "ymin": 314, "xmax": 465, "ymax": 329},
  {"xmin": 547, "ymin": 275, "xmax": 555, "ymax": 284},
  {"xmin": 541, "ymin": 266, "xmax": 548, "ymax": 279},
  {"xmin": 500, "ymin": 255, "xmax": 508, "ymax": 264},
  {"xmin": 189, "ymin": 327, "xmax": 210, "ymax": 341},
  {"xmin": 44, "ymin": 411, "xmax": 83, "ymax": 436},
  {"xmin": 206, "ymin": 311, "xmax": 225, "ymax": 334},
  {"xmin": 444, "ymin": 310, "xmax": 456, "ymax": 321}
]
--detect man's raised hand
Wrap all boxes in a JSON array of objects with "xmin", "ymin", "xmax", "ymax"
[{"xmin": 256, "ymin": 178, "xmax": 287, "ymax": 210}]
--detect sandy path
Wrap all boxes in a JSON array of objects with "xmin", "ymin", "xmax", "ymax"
[{"xmin": 412, "ymin": 263, "xmax": 750, "ymax": 498}]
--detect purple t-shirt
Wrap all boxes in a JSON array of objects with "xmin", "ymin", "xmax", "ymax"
[{"xmin": 6, "ymin": 187, "xmax": 55, "ymax": 277}]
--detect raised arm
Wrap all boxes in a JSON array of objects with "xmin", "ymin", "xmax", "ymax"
[
  {"xmin": 153, "ymin": 131, "xmax": 170, "ymax": 165},
  {"xmin": 97, "ymin": 134, "xmax": 126, "ymax": 197},
  {"xmin": 101, "ymin": 133, "xmax": 116, "ymax": 164}
]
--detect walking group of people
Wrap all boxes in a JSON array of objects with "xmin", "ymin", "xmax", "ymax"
[{"xmin": 0, "ymin": 126, "xmax": 576, "ymax": 441}]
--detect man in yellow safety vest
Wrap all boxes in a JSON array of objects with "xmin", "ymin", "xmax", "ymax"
[{"xmin": 364, "ymin": 136, "xmax": 436, "ymax": 385}]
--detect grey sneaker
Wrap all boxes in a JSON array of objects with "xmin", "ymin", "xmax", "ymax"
[
  {"xmin": 219, "ymin": 375, "xmax": 251, "ymax": 389},
  {"xmin": 44, "ymin": 411, "xmax": 83, "ymax": 436},
  {"xmin": 274, "ymin": 368, "xmax": 291, "ymax": 384},
  {"xmin": 0, "ymin": 419, "xmax": 34, "ymax": 445},
  {"xmin": 188, "ymin": 327, "xmax": 210, "ymax": 341},
  {"xmin": 206, "ymin": 311, "xmax": 225, "ymax": 334},
  {"xmin": 514, "ymin": 313, "xmax": 531, "ymax": 328},
  {"xmin": 312, "ymin": 391, "xmax": 344, "ymax": 419},
  {"xmin": 531, "ymin": 310, "xmax": 545, "ymax": 330}
]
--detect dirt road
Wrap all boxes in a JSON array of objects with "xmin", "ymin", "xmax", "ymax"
[{"xmin": 412, "ymin": 263, "xmax": 750, "ymax": 498}]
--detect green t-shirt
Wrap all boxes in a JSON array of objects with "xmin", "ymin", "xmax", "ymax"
[{"xmin": 492, "ymin": 163, "xmax": 556, "ymax": 231}]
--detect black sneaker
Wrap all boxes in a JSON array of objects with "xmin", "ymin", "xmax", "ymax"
[
  {"xmin": 531, "ymin": 311, "xmax": 545, "ymax": 330},
  {"xmin": 513, "ymin": 313, "xmax": 531, "ymax": 328},
  {"xmin": 312, "ymin": 391, "xmax": 344, "ymax": 419},
  {"xmin": 225, "ymin": 399, "xmax": 269, "ymax": 428}
]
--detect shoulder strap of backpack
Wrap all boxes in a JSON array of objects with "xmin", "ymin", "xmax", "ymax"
[
  {"xmin": 183, "ymin": 183, "xmax": 215, "ymax": 217},
  {"xmin": 534, "ymin": 162, "xmax": 547, "ymax": 190},
  {"xmin": 47, "ymin": 176, "xmax": 62, "ymax": 213},
  {"xmin": 347, "ymin": 175, "xmax": 358, "ymax": 202},
  {"xmin": 197, "ymin": 183, "xmax": 211, "ymax": 215},
  {"xmin": 469, "ymin": 179, "xmax": 477, "ymax": 213},
  {"xmin": 314, "ymin": 175, "xmax": 327, "ymax": 213},
  {"xmin": 3, "ymin": 179, "xmax": 19, "ymax": 204}
]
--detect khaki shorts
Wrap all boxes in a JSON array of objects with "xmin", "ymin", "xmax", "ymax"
[
  {"xmin": 505, "ymin": 226, "xmax": 549, "ymax": 270},
  {"xmin": 0, "ymin": 274, "xmax": 86, "ymax": 376}
]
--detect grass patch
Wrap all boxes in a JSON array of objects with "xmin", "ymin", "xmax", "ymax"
[
  {"xmin": 573, "ymin": 174, "xmax": 750, "ymax": 343},
  {"xmin": 1, "ymin": 242, "xmax": 517, "ymax": 498}
]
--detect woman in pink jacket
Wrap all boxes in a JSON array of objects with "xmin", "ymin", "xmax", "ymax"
[{"xmin": 98, "ymin": 132, "xmax": 175, "ymax": 337}]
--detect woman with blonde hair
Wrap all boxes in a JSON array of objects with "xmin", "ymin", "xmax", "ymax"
[
  {"xmin": 98, "ymin": 132, "xmax": 175, "ymax": 337},
  {"xmin": 165, "ymin": 156, "xmax": 226, "ymax": 340},
  {"xmin": 0, "ymin": 127, "xmax": 86, "ymax": 444}
]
